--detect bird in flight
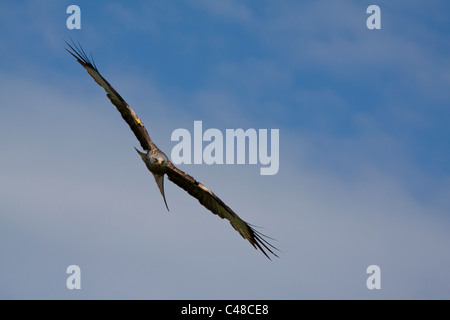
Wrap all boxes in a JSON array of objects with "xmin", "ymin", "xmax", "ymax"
[{"xmin": 66, "ymin": 40, "xmax": 278, "ymax": 259}]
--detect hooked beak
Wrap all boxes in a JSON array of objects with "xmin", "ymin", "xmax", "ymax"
[{"xmin": 155, "ymin": 160, "xmax": 162, "ymax": 165}]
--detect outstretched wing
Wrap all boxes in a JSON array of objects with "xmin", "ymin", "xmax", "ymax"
[
  {"xmin": 67, "ymin": 40, "xmax": 278, "ymax": 259},
  {"xmin": 166, "ymin": 163, "xmax": 279, "ymax": 259},
  {"xmin": 65, "ymin": 40, "xmax": 156, "ymax": 152}
]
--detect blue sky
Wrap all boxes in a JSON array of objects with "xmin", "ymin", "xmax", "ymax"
[{"xmin": 1, "ymin": 0, "xmax": 449, "ymax": 299}]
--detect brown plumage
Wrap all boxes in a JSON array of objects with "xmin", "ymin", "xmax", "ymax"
[{"xmin": 66, "ymin": 40, "xmax": 279, "ymax": 259}]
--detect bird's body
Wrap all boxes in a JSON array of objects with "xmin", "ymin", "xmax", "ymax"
[
  {"xmin": 66, "ymin": 40, "xmax": 278, "ymax": 259},
  {"xmin": 135, "ymin": 147, "xmax": 170, "ymax": 210}
]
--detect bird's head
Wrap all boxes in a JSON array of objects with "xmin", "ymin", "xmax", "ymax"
[
  {"xmin": 149, "ymin": 153, "xmax": 168, "ymax": 166},
  {"xmin": 135, "ymin": 147, "xmax": 168, "ymax": 173}
]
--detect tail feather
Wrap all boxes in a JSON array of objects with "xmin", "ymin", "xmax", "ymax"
[{"xmin": 153, "ymin": 174, "xmax": 169, "ymax": 211}]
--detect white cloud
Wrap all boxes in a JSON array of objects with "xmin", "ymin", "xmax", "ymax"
[{"xmin": 2, "ymin": 74, "xmax": 450, "ymax": 299}]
